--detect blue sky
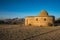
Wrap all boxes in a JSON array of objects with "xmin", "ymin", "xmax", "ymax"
[{"xmin": 0, "ymin": 0, "xmax": 60, "ymax": 19}]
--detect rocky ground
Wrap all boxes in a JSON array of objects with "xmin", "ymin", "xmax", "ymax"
[{"xmin": 0, "ymin": 25, "xmax": 60, "ymax": 40}]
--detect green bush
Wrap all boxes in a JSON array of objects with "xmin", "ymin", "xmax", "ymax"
[
  {"xmin": 48, "ymin": 23, "xmax": 53, "ymax": 26},
  {"xmin": 0, "ymin": 20, "xmax": 4, "ymax": 24},
  {"xmin": 54, "ymin": 24, "xmax": 58, "ymax": 26}
]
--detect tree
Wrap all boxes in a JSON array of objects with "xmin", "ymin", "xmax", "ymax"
[
  {"xmin": 55, "ymin": 18, "xmax": 60, "ymax": 23},
  {"xmin": 0, "ymin": 20, "xmax": 4, "ymax": 24}
]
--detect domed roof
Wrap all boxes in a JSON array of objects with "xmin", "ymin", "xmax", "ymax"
[{"xmin": 38, "ymin": 10, "xmax": 48, "ymax": 16}]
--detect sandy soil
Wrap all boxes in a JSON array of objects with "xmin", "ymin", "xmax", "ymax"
[{"xmin": 0, "ymin": 25, "xmax": 60, "ymax": 40}]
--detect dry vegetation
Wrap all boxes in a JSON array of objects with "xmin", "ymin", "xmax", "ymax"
[{"xmin": 0, "ymin": 25, "xmax": 60, "ymax": 40}]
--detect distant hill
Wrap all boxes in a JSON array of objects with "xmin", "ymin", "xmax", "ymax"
[{"xmin": 0, "ymin": 18, "xmax": 25, "ymax": 25}]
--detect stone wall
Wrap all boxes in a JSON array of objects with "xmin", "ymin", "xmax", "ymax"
[{"xmin": 25, "ymin": 16, "xmax": 55, "ymax": 26}]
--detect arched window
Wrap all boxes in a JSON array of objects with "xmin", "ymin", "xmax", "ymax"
[
  {"xmin": 36, "ymin": 18, "xmax": 38, "ymax": 21},
  {"xmin": 29, "ymin": 24, "xmax": 31, "ymax": 26},
  {"xmin": 44, "ymin": 18, "xmax": 46, "ymax": 21}
]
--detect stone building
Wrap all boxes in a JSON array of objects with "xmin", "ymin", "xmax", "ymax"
[{"xmin": 25, "ymin": 10, "xmax": 55, "ymax": 26}]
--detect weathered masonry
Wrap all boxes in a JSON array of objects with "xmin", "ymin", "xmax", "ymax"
[{"xmin": 25, "ymin": 10, "xmax": 55, "ymax": 26}]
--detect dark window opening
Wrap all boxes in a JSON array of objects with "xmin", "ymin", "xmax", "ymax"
[
  {"xmin": 44, "ymin": 18, "xmax": 46, "ymax": 21},
  {"xmin": 40, "ymin": 25, "xmax": 43, "ymax": 27},
  {"xmin": 29, "ymin": 24, "xmax": 31, "ymax": 26},
  {"xmin": 36, "ymin": 18, "xmax": 38, "ymax": 21}
]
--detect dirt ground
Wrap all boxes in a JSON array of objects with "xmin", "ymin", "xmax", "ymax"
[{"xmin": 0, "ymin": 25, "xmax": 60, "ymax": 40}]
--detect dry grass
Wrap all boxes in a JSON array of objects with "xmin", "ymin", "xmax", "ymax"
[{"xmin": 0, "ymin": 25, "xmax": 60, "ymax": 40}]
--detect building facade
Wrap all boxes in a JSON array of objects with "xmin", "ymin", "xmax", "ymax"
[{"xmin": 25, "ymin": 10, "xmax": 55, "ymax": 26}]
